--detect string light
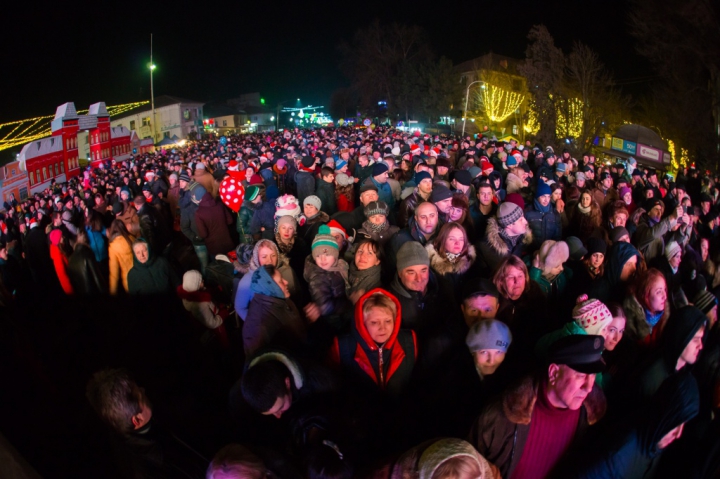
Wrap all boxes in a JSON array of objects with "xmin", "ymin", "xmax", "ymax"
[
  {"xmin": 477, "ymin": 84, "xmax": 525, "ymax": 123},
  {"xmin": 524, "ymin": 101, "xmax": 539, "ymax": 134},
  {"xmin": 555, "ymin": 97, "xmax": 583, "ymax": 138},
  {"xmin": 0, "ymin": 101, "xmax": 149, "ymax": 153}
]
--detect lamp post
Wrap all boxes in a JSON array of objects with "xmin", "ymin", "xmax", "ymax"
[
  {"xmin": 462, "ymin": 80, "xmax": 484, "ymax": 137},
  {"xmin": 149, "ymin": 34, "xmax": 157, "ymax": 143}
]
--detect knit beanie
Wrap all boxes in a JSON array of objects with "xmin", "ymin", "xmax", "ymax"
[
  {"xmin": 556, "ymin": 162, "xmax": 567, "ymax": 172},
  {"xmin": 275, "ymin": 214, "xmax": 297, "ymax": 233},
  {"xmin": 192, "ymin": 185, "xmax": 208, "ymax": 204},
  {"xmin": 312, "ymin": 225, "xmax": 339, "ymax": 259},
  {"xmin": 335, "ymin": 159, "xmax": 348, "ymax": 171},
  {"xmin": 506, "ymin": 156, "xmax": 517, "ymax": 167},
  {"xmin": 415, "ymin": 171, "xmax": 432, "ymax": 184},
  {"xmin": 573, "ymin": 295, "xmax": 613, "ymax": 335},
  {"xmin": 179, "ymin": 172, "xmax": 191, "ymax": 183},
  {"xmin": 275, "ymin": 194, "xmax": 301, "ymax": 219},
  {"xmin": 609, "ymin": 226, "xmax": 630, "ymax": 243},
  {"xmin": 244, "ymin": 185, "xmax": 260, "ymax": 201},
  {"xmin": 326, "ymin": 219, "xmax": 347, "ymax": 239},
  {"xmin": 496, "ymin": 202, "xmax": 523, "ymax": 228},
  {"xmin": 303, "ymin": 195, "xmax": 322, "ymax": 211},
  {"xmin": 692, "ymin": 289, "xmax": 717, "ymax": 315},
  {"xmin": 466, "ymin": 319, "xmax": 512, "ymax": 353},
  {"xmin": 453, "ymin": 170, "xmax": 472, "ymax": 186},
  {"xmin": 364, "ymin": 201, "xmax": 390, "ymax": 218},
  {"xmin": 536, "ymin": 181, "xmax": 552, "ymax": 198},
  {"xmin": 372, "ymin": 162, "xmax": 389, "ymax": 177},
  {"xmin": 480, "ymin": 158, "xmax": 494, "ymax": 173},
  {"xmin": 335, "ymin": 173, "xmax": 353, "ymax": 187},
  {"xmin": 586, "ymin": 237, "xmax": 607, "ymax": 257},
  {"xmin": 396, "ymin": 241, "xmax": 429, "ymax": 272},
  {"xmin": 665, "ymin": 241, "xmax": 682, "ymax": 262},
  {"xmin": 575, "ymin": 172, "xmax": 586, "ymax": 182},
  {"xmin": 430, "ymin": 185, "xmax": 453, "ymax": 203},
  {"xmin": 182, "ymin": 270, "xmax": 203, "ymax": 293}
]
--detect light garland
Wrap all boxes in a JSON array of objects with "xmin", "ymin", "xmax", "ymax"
[
  {"xmin": 478, "ymin": 84, "xmax": 525, "ymax": 123},
  {"xmin": 524, "ymin": 101, "xmax": 539, "ymax": 134},
  {"xmin": 555, "ymin": 97, "xmax": 583, "ymax": 138},
  {"xmin": 0, "ymin": 101, "xmax": 150, "ymax": 153}
]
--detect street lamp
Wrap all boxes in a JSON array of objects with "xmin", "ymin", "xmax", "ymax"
[
  {"xmin": 462, "ymin": 80, "xmax": 485, "ymax": 137},
  {"xmin": 149, "ymin": 34, "xmax": 157, "ymax": 143}
]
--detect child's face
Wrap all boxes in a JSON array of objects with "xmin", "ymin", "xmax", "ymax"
[{"xmin": 315, "ymin": 253, "xmax": 336, "ymax": 270}]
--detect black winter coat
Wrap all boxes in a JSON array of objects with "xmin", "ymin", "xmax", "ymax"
[{"xmin": 67, "ymin": 243, "xmax": 106, "ymax": 296}]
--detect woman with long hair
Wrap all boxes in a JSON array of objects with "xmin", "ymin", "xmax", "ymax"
[
  {"xmin": 623, "ymin": 268, "xmax": 671, "ymax": 346},
  {"xmin": 107, "ymin": 219, "xmax": 135, "ymax": 295},
  {"xmin": 567, "ymin": 190, "xmax": 603, "ymax": 243}
]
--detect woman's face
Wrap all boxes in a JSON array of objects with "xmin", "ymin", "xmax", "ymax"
[
  {"xmin": 257, "ymin": 246, "xmax": 278, "ymax": 266},
  {"xmin": 548, "ymin": 263, "xmax": 564, "ymax": 277},
  {"xmin": 133, "ymin": 243, "xmax": 149, "ymax": 264},
  {"xmin": 355, "ymin": 242, "xmax": 380, "ymax": 270},
  {"xmin": 503, "ymin": 266, "xmax": 526, "ymax": 301},
  {"xmin": 304, "ymin": 204, "xmax": 318, "ymax": 217},
  {"xmin": 603, "ymin": 316, "xmax": 626, "ymax": 351},
  {"xmin": 647, "ymin": 277, "xmax": 668, "ymax": 313},
  {"xmin": 620, "ymin": 255, "xmax": 638, "ymax": 282},
  {"xmin": 581, "ymin": 192, "xmax": 592, "ymax": 208},
  {"xmin": 444, "ymin": 227, "xmax": 465, "ymax": 255},
  {"xmin": 278, "ymin": 223, "xmax": 295, "ymax": 241},
  {"xmin": 551, "ymin": 189, "xmax": 562, "ymax": 203},
  {"xmin": 448, "ymin": 205, "xmax": 464, "ymax": 222},
  {"xmin": 701, "ymin": 239, "xmax": 709, "ymax": 262},
  {"xmin": 493, "ymin": 177, "xmax": 501, "ymax": 189},
  {"xmin": 364, "ymin": 307, "xmax": 394, "ymax": 344},
  {"xmin": 590, "ymin": 253, "xmax": 604, "ymax": 269}
]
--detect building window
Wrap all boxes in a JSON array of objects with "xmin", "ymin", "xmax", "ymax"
[
  {"xmin": 164, "ymin": 132, "xmax": 170, "ymax": 138},
  {"xmin": 223, "ymin": 120, "xmax": 227, "ymax": 127},
  {"xmin": 512, "ymin": 125, "xmax": 519, "ymax": 135},
  {"xmin": 19, "ymin": 188, "xmax": 27, "ymax": 201},
  {"xmin": 184, "ymin": 110, "xmax": 191, "ymax": 120},
  {"xmin": 11, "ymin": 169, "xmax": 15, "ymax": 175},
  {"xmin": 29, "ymin": 172, "xmax": 34, "ymax": 185},
  {"xmin": 42, "ymin": 167, "xmax": 47, "ymax": 181},
  {"xmin": 142, "ymin": 117, "xmax": 151, "ymax": 127},
  {"xmin": 61, "ymin": 162, "xmax": 65, "ymax": 173},
  {"xmin": 130, "ymin": 120, "xmax": 136, "ymax": 130}
]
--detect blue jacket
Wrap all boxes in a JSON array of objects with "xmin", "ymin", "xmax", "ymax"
[
  {"xmin": 524, "ymin": 200, "xmax": 562, "ymax": 251},
  {"xmin": 295, "ymin": 170, "xmax": 316, "ymax": 205}
]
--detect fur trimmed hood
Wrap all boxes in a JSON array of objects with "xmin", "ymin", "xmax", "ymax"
[
  {"xmin": 502, "ymin": 376, "xmax": 606, "ymax": 426},
  {"xmin": 484, "ymin": 217, "xmax": 533, "ymax": 257},
  {"xmin": 426, "ymin": 243, "xmax": 476, "ymax": 275}
]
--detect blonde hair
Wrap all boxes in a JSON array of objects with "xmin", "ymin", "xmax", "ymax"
[
  {"xmin": 362, "ymin": 292, "xmax": 397, "ymax": 321},
  {"xmin": 206, "ymin": 444, "xmax": 266, "ymax": 479},
  {"xmin": 431, "ymin": 456, "xmax": 482, "ymax": 479}
]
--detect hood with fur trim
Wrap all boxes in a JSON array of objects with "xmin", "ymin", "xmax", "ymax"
[
  {"xmin": 484, "ymin": 217, "xmax": 533, "ymax": 257},
  {"xmin": 502, "ymin": 376, "xmax": 606, "ymax": 426},
  {"xmin": 426, "ymin": 243, "xmax": 476, "ymax": 276}
]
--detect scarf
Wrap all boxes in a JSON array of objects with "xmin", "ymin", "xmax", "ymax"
[
  {"xmin": 578, "ymin": 204, "xmax": 591, "ymax": 215},
  {"xmin": 363, "ymin": 220, "xmax": 388, "ymax": 234},
  {"xmin": 444, "ymin": 252, "xmax": 461, "ymax": 263},
  {"xmin": 500, "ymin": 229, "xmax": 521, "ymax": 248},
  {"xmin": 275, "ymin": 232, "xmax": 295, "ymax": 255},
  {"xmin": 645, "ymin": 308, "xmax": 664, "ymax": 328},
  {"xmin": 534, "ymin": 198, "xmax": 551, "ymax": 214}
]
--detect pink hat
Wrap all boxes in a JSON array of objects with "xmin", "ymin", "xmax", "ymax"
[{"xmin": 573, "ymin": 295, "xmax": 613, "ymax": 336}]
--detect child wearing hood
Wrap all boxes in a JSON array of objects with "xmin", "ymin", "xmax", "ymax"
[
  {"xmin": 303, "ymin": 225, "xmax": 352, "ymax": 333},
  {"xmin": 178, "ymin": 270, "xmax": 225, "ymax": 329}
]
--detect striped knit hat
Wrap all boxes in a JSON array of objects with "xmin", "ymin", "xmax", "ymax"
[
  {"xmin": 496, "ymin": 202, "xmax": 523, "ymax": 228},
  {"xmin": 573, "ymin": 295, "xmax": 613, "ymax": 336},
  {"xmin": 312, "ymin": 225, "xmax": 339, "ymax": 260},
  {"xmin": 364, "ymin": 201, "xmax": 389, "ymax": 218},
  {"xmin": 692, "ymin": 290, "xmax": 717, "ymax": 315}
]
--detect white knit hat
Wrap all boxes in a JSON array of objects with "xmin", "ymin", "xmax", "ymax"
[
  {"xmin": 573, "ymin": 295, "xmax": 613, "ymax": 336},
  {"xmin": 182, "ymin": 270, "xmax": 203, "ymax": 293}
]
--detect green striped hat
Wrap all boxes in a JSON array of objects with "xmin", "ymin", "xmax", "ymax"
[{"xmin": 312, "ymin": 225, "xmax": 339, "ymax": 259}]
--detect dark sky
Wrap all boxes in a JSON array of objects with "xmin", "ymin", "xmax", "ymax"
[{"xmin": 1, "ymin": 0, "xmax": 649, "ymax": 123}]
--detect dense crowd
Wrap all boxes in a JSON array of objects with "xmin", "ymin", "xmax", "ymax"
[{"xmin": 1, "ymin": 126, "xmax": 719, "ymax": 478}]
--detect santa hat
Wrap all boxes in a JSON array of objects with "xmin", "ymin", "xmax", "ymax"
[
  {"xmin": 511, "ymin": 149, "xmax": 522, "ymax": 160},
  {"xmin": 326, "ymin": 219, "xmax": 347, "ymax": 240},
  {"xmin": 227, "ymin": 160, "xmax": 239, "ymax": 171},
  {"xmin": 480, "ymin": 158, "xmax": 494, "ymax": 173},
  {"xmin": 28, "ymin": 218, "xmax": 38, "ymax": 229},
  {"xmin": 410, "ymin": 144, "xmax": 420, "ymax": 152}
]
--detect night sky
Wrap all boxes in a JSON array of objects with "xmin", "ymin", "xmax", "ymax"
[{"xmin": 2, "ymin": 0, "xmax": 648, "ymax": 123}]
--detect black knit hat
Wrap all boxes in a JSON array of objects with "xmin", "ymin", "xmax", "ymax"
[{"xmin": 586, "ymin": 237, "xmax": 607, "ymax": 256}]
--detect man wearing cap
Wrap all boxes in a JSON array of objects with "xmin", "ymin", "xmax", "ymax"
[
  {"xmin": 388, "ymin": 241, "xmax": 441, "ymax": 337},
  {"xmin": 331, "ymin": 183, "xmax": 378, "ymax": 232},
  {"xmin": 524, "ymin": 181, "xmax": 562, "ymax": 251},
  {"xmin": 363, "ymin": 162, "xmax": 395, "ymax": 210},
  {"xmin": 398, "ymin": 171, "xmax": 433, "ymax": 229},
  {"xmin": 477, "ymin": 201, "xmax": 531, "ymax": 274},
  {"xmin": 634, "ymin": 198, "xmax": 688, "ymax": 262},
  {"xmin": 592, "ymin": 171, "xmax": 619, "ymax": 209},
  {"xmin": 430, "ymin": 185, "xmax": 454, "ymax": 224},
  {"xmin": 471, "ymin": 335, "xmax": 607, "ymax": 479}
]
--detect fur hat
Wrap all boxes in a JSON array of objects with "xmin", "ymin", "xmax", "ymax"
[
  {"xmin": 573, "ymin": 295, "xmax": 613, "ymax": 335},
  {"xmin": 537, "ymin": 240, "xmax": 569, "ymax": 273},
  {"xmin": 182, "ymin": 270, "xmax": 203, "ymax": 293}
]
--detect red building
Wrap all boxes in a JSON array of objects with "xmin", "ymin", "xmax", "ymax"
[{"xmin": 19, "ymin": 102, "xmax": 134, "ymax": 194}]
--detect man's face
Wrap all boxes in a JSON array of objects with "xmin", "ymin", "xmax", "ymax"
[
  {"xmin": 360, "ymin": 190, "xmax": 379, "ymax": 206},
  {"xmin": 462, "ymin": 295, "xmax": 499, "ymax": 326},
  {"xmin": 399, "ymin": 264, "xmax": 430, "ymax": 293},
  {"xmin": 435, "ymin": 198, "xmax": 453, "ymax": 215},
  {"xmin": 418, "ymin": 179, "xmax": 433, "ymax": 195},
  {"xmin": 547, "ymin": 364, "xmax": 595, "ymax": 410},
  {"xmin": 453, "ymin": 180, "xmax": 469, "ymax": 194},
  {"xmin": 648, "ymin": 205, "xmax": 663, "ymax": 221},
  {"xmin": 262, "ymin": 379, "xmax": 292, "ymax": 419},
  {"xmin": 679, "ymin": 327, "xmax": 705, "ymax": 367},
  {"xmin": 503, "ymin": 266, "xmax": 526, "ymax": 300},
  {"xmin": 478, "ymin": 187, "xmax": 493, "ymax": 206},
  {"xmin": 415, "ymin": 204, "xmax": 438, "ymax": 235},
  {"xmin": 473, "ymin": 349, "xmax": 506, "ymax": 376},
  {"xmin": 374, "ymin": 172, "xmax": 388, "ymax": 184},
  {"xmin": 612, "ymin": 212, "xmax": 628, "ymax": 227},
  {"xmin": 537, "ymin": 194, "xmax": 551, "ymax": 207},
  {"xmin": 359, "ymin": 156, "xmax": 369, "ymax": 167},
  {"xmin": 603, "ymin": 177, "xmax": 613, "ymax": 189},
  {"xmin": 505, "ymin": 216, "xmax": 528, "ymax": 236}
]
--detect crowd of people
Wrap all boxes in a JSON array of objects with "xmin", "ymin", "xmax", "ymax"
[{"xmin": 1, "ymin": 126, "xmax": 719, "ymax": 478}]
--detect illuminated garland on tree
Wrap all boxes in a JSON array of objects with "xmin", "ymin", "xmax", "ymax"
[
  {"xmin": 0, "ymin": 101, "xmax": 150, "ymax": 152},
  {"xmin": 524, "ymin": 101, "xmax": 539, "ymax": 134},
  {"xmin": 555, "ymin": 97, "xmax": 583, "ymax": 138},
  {"xmin": 476, "ymin": 84, "xmax": 525, "ymax": 123}
]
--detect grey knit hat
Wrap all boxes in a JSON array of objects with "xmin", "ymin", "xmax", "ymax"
[
  {"xmin": 496, "ymin": 202, "xmax": 523, "ymax": 228},
  {"xmin": 396, "ymin": 241, "xmax": 429, "ymax": 272},
  {"xmin": 364, "ymin": 201, "xmax": 389, "ymax": 218},
  {"xmin": 466, "ymin": 319, "xmax": 512, "ymax": 353},
  {"xmin": 303, "ymin": 195, "xmax": 322, "ymax": 211}
]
